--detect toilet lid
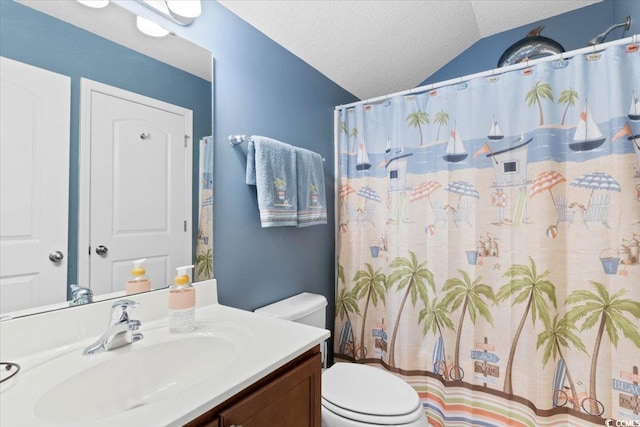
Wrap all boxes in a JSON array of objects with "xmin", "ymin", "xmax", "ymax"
[{"xmin": 322, "ymin": 364, "xmax": 421, "ymax": 420}]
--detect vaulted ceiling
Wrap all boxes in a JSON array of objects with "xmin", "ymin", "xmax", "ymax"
[{"xmin": 219, "ymin": 1, "xmax": 602, "ymax": 100}]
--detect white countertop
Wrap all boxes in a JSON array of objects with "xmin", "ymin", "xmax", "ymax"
[{"xmin": 0, "ymin": 280, "xmax": 330, "ymax": 426}]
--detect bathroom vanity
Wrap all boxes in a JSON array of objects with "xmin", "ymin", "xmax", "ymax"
[
  {"xmin": 0, "ymin": 280, "xmax": 328, "ymax": 426},
  {"xmin": 187, "ymin": 346, "xmax": 321, "ymax": 426}
]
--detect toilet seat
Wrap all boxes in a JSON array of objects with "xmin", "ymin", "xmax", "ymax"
[
  {"xmin": 322, "ymin": 364, "xmax": 425, "ymax": 425},
  {"xmin": 322, "ymin": 397, "xmax": 425, "ymax": 425}
]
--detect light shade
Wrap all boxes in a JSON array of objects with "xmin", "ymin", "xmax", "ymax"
[
  {"xmin": 77, "ymin": 0, "xmax": 109, "ymax": 8},
  {"xmin": 166, "ymin": 0, "xmax": 201, "ymax": 18},
  {"xmin": 136, "ymin": 16, "xmax": 170, "ymax": 37}
]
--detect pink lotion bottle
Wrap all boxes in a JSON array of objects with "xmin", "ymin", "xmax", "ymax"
[
  {"xmin": 168, "ymin": 265, "xmax": 196, "ymax": 333},
  {"xmin": 125, "ymin": 258, "xmax": 151, "ymax": 295}
]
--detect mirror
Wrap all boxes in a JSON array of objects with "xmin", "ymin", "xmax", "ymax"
[{"xmin": 0, "ymin": 0, "xmax": 213, "ymax": 317}]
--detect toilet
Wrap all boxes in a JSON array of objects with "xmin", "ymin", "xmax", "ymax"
[{"xmin": 255, "ymin": 293, "xmax": 429, "ymax": 427}]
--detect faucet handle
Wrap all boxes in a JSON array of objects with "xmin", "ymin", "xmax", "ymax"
[{"xmin": 109, "ymin": 299, "xmax": 139, "ymax": 324}]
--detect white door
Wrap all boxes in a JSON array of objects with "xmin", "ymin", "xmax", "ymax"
[
  {"xmin": 0, "ymin": 57, "xmax": 70, "ymax": 313},
  {"xmin": 80, "ymin": 81, "xmax": 192, "ymax": 295}
]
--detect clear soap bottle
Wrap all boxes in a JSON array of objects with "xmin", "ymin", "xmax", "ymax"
[
  {"xmin": 168, "ymin": 265, "xmax": 196, "ymax": 333},
  {"xmin": 125, "ymin": 258, "xmax": 151, "ymax": 295}
]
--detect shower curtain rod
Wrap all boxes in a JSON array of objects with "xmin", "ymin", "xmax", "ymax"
[{"xmin": 335, "ymin": 34, "xmax": 639, "ymax": 111}]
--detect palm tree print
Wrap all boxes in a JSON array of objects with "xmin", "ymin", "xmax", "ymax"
[
  {"xmin": 567, "ymin": 282, "xmax": 640, "ymax": 413},
  {"xmin": 536, "ymin": 313, "xmax": 588, "ymax": 410},
  {"xmin": 419, "ymin": 297, "xmax": 455, "ymax": 373},
  {"xmin": 335, "ymin": 287, "xmax": 361, "ymax": 359},
  {"xmin": 434, "ymin": 110, "xmax": 449, "ymax": 141},
  {"xmin": 195, "ymin": 248, "xmax": 213, "ymax": 280},
  {"xmin": 352, "ymin": 263, "xmax": 387, "ymax": 359},
  {"xmin": 525, "ymin": 81, "xmax": 553, "ymax": 126},
  {"xmin": 387, "ymin": 251, "xmax": 435, "ymax": 367},
  {"xmin": 406, "ymin": 110, "xmax": 429, "ymax": 146},
  {"xmin": 419, "ymin": 297, "xmax": 454, "ymax": 339},
  {"xmin": 338, "ymin": 262, "xmax": 345, "ymax": 286},
  {"xmin": 442, "ymin": 270, "xmax": 497, "ymax": 370},
  {"xmin": 340, "ymin": 121, "xmax": 349, "ymax": 152},
  {"xmin": 497, "ymin": 257, "xmax": 557, "ymax": 394},
  {"xmin": 349, "ymin": 127, "xmax": 359, "ymax": 153},
  {"xmin": 558, "ymin": 87, "xmax": 579, "ymax": 126},
  {"xmin": 274, "ymin": 177, "xmax": 285, "ymax": 190}
]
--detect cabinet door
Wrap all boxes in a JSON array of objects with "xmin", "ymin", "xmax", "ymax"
[{"xmin": 219, "ymin": 352, "xmax": 321, "ymax": 427}]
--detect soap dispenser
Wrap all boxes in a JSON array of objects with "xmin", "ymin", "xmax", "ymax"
[
  {"xmin": 125, "ymin": 258, "xmax": 152, "ymax": 295},
  {"xmin": 168, "ymin": 265, "xmax": 196, "ymax": 333}
]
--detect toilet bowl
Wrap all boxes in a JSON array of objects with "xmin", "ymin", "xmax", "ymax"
[
  {"xmin": 255, "ymin": 293, "xmax": 429, "ymax": 427},
  {"xmin": 322, "ymin": 363, "xmax": 428, "ymax": 427}
]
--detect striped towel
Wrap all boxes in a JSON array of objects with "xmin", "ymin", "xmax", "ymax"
[
  {"xmin": 246, "ymin": 136, "xmax": 297, "ymax": 227},
  {"xmin": 295, "ymin": 147, "xmax": 327, "ymax": 227}
]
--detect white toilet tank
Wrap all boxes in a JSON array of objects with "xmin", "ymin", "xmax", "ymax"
[
  {"xmin": 254, "ymin": 292, "xmax": 327, "ymax": 328},
  {"xmin": 255, "ymin": 293, "xmax": 328, "ymax": 367}
]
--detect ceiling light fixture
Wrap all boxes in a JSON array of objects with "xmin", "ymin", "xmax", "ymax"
[
  {"xmin": 135, "ymin": 0, "xmax": 201, "ymax": 26},
  {"xmin": 76, "ymin": 0, "xmax": 109, "ymax": 8},
  {"xmin": 136, "ymin": 16, "xmax": 170, "ymax": 37},
  {"xmin": 166, "ymin": 0, "xmax": 201, "ymax": 19}
]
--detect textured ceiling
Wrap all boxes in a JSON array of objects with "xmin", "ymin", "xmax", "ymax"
[{"xmin": 219, "ymin": 0, "xmax": 601, "ymax": 100}]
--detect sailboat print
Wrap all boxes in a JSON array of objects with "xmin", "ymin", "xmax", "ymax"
[
  {"xmin": 629, "ymin": 90, "xmax": 640, "ymax": 121},
  {"xmin": 569, "ymin": 100, "xmax": 606, "ymax": 152},
  {"xmin": 443, "ymin": 122, "xmax": 468, "ymax": 162},
  {"xmin": 487, "ymin": 116, "xmax": 504, "ymax": 140},
  {"xmin": 356, "ymin": 139, "xmax": 372, "ymax": 170}
]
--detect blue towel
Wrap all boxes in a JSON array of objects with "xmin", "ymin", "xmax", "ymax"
[
  {"xmin": 246, "ymin": 136, "xmax": 297, "ymax": 227},
  {"xmin": 295, "ymin": 147, "xmax": 327, "ymax": 226}
]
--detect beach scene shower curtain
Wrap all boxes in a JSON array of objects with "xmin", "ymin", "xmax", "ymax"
[
  {"xmin": 335, "ymin": 42, "xmax": 640, "ymax": 427},
  {"xmin": 196, "ymin": 136, "xmax": 213, "ymax": 281}
]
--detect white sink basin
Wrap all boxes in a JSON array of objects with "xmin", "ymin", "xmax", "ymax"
[{"xmin": 10, "ymin": 322, "xmax": 254, "ymax": 424}]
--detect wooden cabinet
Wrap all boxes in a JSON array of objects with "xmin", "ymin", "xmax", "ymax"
[{"xmin": 186, "ymin": 346, "xmax": 321, "ymax": 427}]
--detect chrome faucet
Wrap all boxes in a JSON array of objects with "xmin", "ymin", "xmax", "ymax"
[
  {"xmin": 82, "ymin": 299, "xmax": 143, "ymax": 355},
  {"xmin": 70, "ymin": 284, "xmax": 94, "ymax": 306}
]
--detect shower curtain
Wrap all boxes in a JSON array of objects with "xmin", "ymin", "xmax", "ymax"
[
  {"xmin": 196, "ymin": 136, "xmax": 213, "ymax": 281},
  {"xmin": 335, "ymin": 41, "xmax": 640, "ymax": 427}
]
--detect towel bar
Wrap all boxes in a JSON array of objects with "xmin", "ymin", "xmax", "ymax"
[
  {"xmin": 229, "ymin": 134, "xmax": 325, "ymax": 161},
  {"xmin": 229, "ymin": 134, "xmax": 248, "ymax": 146}
]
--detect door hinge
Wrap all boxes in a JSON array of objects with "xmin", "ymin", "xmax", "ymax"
[
  {"xmin": 184, "ymin": 220, "xmax": 187, "ymax": 232},
  {"xmin": 184, "ymin": 135, "xmax": 190, "ymax": 147}
]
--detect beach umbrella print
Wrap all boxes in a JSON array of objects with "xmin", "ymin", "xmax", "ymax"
[
  {"xmin": 569, "ymin": 172, "xmax": 621, "ymax": 191},
  {"xmin": 339, "ymin": 184, "xmax": 356, "ymax": 200},
  {"xmin": 445, "ymin": 181, "xmax": 480, "ymax": 205},
  {"xmin": 357, "ymin": 186, "xmax": 382, "ymax": 207},
  {"xmin": 569, "ymin": 172, "xmax": 621, "ymax": 204},
  {"xmin": 409, "ymin": 181, "xmax": 442, "ymax": 208},
  {"xmin": 529, "ymin": 171, "xmax": 566, "ymax": 206}
]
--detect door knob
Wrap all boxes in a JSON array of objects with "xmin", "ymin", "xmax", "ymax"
[
  {"xmin": 95, "ymin": 245, "xmax": 109, "ymax": 256},
  {"xmin": 49, "ymin": 251, "xmax": 64, "ymax": 263}
]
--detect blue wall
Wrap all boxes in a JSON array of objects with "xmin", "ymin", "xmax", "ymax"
[
  {"xmin": 421, "ymin": 0, "xmax": 640, "ymax": 86},
  {"xmin": 188, "ymin": 4, "xmax": 357, "ymax": 333},
  {"xmin": 0, "ymin": 0, "xmax": 212, "ymax": 292}
]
